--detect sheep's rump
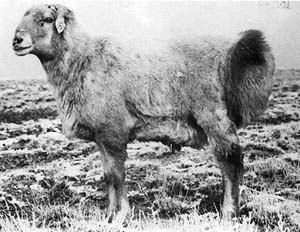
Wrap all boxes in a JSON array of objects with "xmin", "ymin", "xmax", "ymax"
[{"xmin": 221, "ymin": 30, "xmax": 275, "ymax": 128}]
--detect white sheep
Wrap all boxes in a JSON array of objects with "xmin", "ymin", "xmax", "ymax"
[{"xmin": 13, "ymin": 4, "xmax": 275, "ymax": 224}]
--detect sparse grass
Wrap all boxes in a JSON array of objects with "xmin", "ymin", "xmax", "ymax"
[
  {"xmin": 0, "ymin": 206, "xmax": 262, "ymax": 232},
  {"xmin": 245, "ymin": 158, "xmax": 291, "ymax": 177},
  {"xmin": 1, "ymin": 186, "xmax": 298, "ymax": 232},
  {"xmin": 0, "ymin": 205, "xmax": 296, "ymax": 232}
]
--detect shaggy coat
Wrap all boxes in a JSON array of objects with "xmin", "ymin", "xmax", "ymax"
[{"xmin": 13, "ymin": 4, "xmax": 275, "ymax": 222}]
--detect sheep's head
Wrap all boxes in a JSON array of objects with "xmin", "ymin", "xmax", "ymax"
[{"xmin": 13, "ymin": 4, "xmax": 74, "ymax": 60}]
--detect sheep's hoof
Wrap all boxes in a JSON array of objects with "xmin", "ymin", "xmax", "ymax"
[
  {"xmin": 221, "ymin": 205, "xmax": 239, "ymax": 220},
  {"xmin": 106, "ymin": 210, "xmax": 130, "ymax": 227}
]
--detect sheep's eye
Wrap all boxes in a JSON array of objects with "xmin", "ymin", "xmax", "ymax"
[{"xmin": 44, "ymin": 17, "xmax": 54, "ymax": 23}]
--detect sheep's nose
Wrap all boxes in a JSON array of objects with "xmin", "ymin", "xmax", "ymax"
[{"xmin": 13, "ymin": 36, "xmax": 23, "ymax": 46}]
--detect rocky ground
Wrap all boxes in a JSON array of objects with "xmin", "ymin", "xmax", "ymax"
[{"xmin": 0, "ymin": 70, "xmax": 299, "ymax": 231}]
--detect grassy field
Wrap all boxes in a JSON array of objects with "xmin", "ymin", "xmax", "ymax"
[{"xmin": 0, "ymin": 69, "xmax": 299, "ymax": 231}]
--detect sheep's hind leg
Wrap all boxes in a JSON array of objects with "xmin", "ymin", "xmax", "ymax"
[
  {"xmin": 97, "ymin": 143, "xmax": 130, "ymax": 226},
  {"xmin": 213, "ymin": 133, "xmax": 243, "ymax": 218},
  {"xmin": 194, "ymin": 110, "xmax": 243, "ymax": 218}
]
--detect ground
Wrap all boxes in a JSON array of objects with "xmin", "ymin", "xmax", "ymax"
[{"xmin": 0, "ymin": 69, "xmax": 299, "ymax": 231}]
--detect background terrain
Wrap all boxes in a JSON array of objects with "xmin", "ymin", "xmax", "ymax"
[{"xmin": 0, "ymin": 69, "xmax": 299, "ymax": 231}]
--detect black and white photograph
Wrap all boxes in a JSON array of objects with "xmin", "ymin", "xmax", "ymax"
[{"xmin": 0, "ymin": 0, "xmax": 299, "ymax": 231}]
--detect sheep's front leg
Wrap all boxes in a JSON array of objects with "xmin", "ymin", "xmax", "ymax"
[{"xmin": 97, "ymin": 142, "xmax": 130, "ymax": 224}]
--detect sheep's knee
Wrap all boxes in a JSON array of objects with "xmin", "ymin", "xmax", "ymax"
[{"xmin": 214, "ymin": 137, "xmax": 243, "ymax": 167}]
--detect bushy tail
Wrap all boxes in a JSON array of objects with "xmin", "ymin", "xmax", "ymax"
[{"xmin": 222, "ymin": 30, "xmax": 275, "ymax": 128}]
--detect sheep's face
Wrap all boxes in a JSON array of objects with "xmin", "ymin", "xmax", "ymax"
[{"xmin": 13, "ymin": 4, "xmax": 73, "ymax": 59}]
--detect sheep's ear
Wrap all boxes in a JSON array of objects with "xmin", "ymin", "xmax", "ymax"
[
  {"xmin": 55, "ymin": 17, "xmax": 65, "ymax": 34},
  {"xmin": 52, "ymin": 5, "xmax": 73, "ymax": 34}
]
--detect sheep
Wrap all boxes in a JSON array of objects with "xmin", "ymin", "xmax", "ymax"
[{"xmin": 12, "ymin": 4, "xmax": 275, "ymax": 223}]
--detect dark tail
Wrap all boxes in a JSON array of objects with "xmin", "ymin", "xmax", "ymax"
[{"xmin": 222, "ymin": 30, "xmax": 275, "ymax": 128}]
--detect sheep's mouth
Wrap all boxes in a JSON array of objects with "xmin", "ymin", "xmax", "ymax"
[{"xmin": 13, "ymin": 45, "xmax": 32, "ymax": 56}]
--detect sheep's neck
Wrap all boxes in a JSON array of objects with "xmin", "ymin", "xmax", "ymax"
[
  {"xmin": 41, "ymin": 33, "xmax": 93, "ymax": 115},
  {"xmin": 41, "ymin": 33, "xmax": 92, "ymax": 88}
]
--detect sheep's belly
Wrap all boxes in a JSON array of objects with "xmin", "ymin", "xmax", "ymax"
[{"xmin": 131, "ymin": 118, "xmax": 208, "ymax": 149}]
